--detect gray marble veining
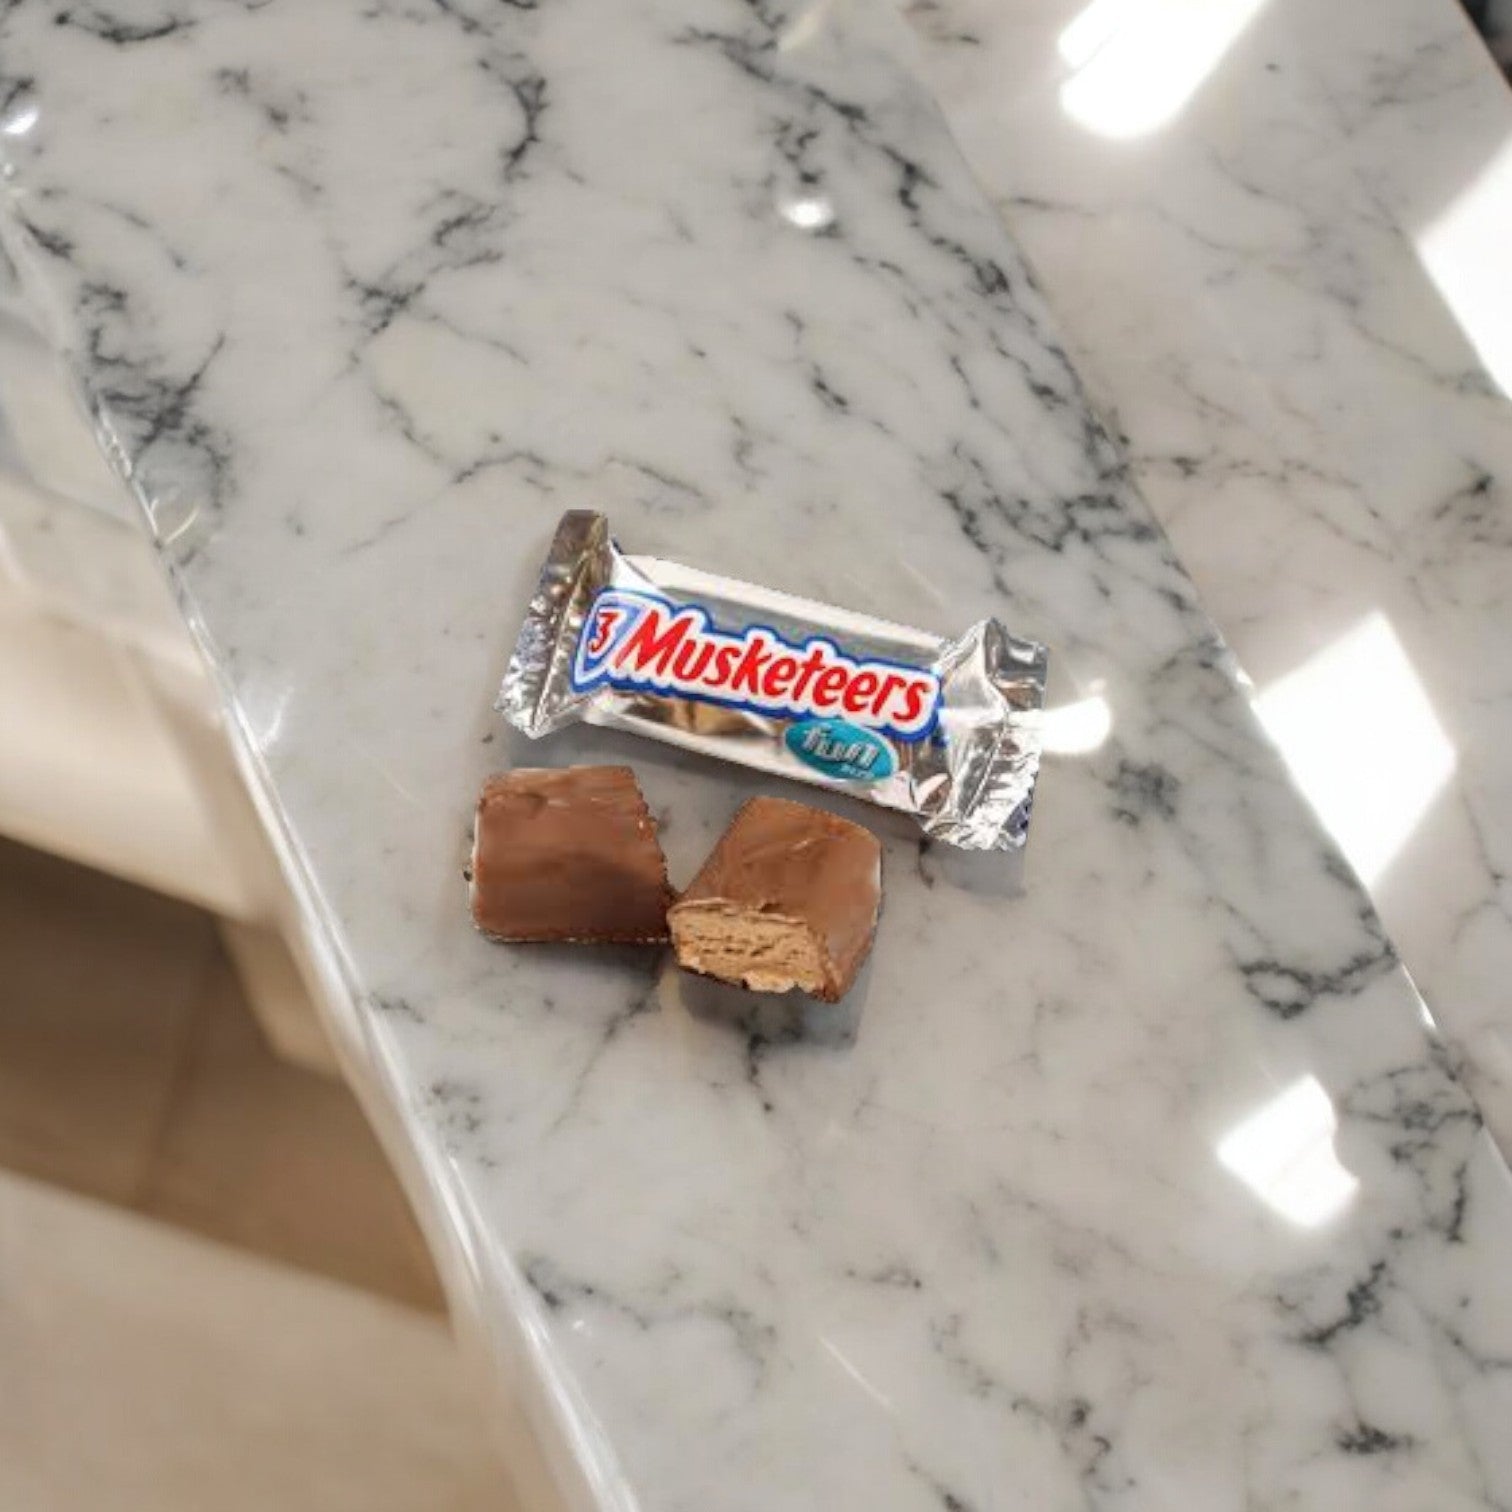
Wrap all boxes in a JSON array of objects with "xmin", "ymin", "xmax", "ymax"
[
  {"xmin": 2, "ymin": 1, "xmax": 1511, "ymax": 1508},
  {"xmin": 903, "ymin": 0, "xmax": 1512, "ymax": 1159}
]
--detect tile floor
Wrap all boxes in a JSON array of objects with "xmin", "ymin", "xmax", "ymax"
[
  {"xmin": 0, "ymin": 836, "xmax": 440, "ymax": 1307},
  {"xmin": 0, "ymin": 1172, "xmax": 510, "ymax": 1512},
  {"xmin": 0, "ymin": 835, "xmax": 518, "ymax": 1509}
]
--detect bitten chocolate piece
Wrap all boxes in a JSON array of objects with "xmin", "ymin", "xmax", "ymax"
[
  {"xmin": 669, "ymin": 797, "xmax": 881, "ymax": 1001},
  {"xmin": 470, "ymin": 767, "xmax": 672, "ymax": 943}
]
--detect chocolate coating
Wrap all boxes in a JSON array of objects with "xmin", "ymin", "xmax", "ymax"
[
  {"xmin": 669, "ymin": 797, "xmax": 882, "ymax": 1001},
  {"xmin": 470, "ymin": 767, "xmax": 672, "ymax": 943}
]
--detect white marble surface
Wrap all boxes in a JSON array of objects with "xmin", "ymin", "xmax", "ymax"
[
  {"xmin": 902, "ymin": 0, "xmax": 1512, "ymax": 1155},
  {"xmin": 2, "ymin": 2, "xmax": 1512, "ymax": 1509}
]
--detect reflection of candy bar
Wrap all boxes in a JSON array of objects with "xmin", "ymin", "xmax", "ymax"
[
  {"xmin": 669, "ymin": 797, "xmax": 881, "ymax": 1002},
  {"xmin": 499, "ymin": 511, "xmax": 1048, "ymax": 852},
  {"xmin": 665, "ymin": 699, "xmax": 767, "ymax": 738},
  {"xmin": 469, "ymin": 767, "xmax": 672, "ymax": 943}
]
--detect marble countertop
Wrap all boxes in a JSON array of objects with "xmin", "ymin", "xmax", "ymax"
[
  {"xmin": 2, "ymin": 2, "xmax": 1512, "ymax": 1508},
  {"xmin": 904, "ymin": 0, "xmax": 1512, "ymax": 1154}
]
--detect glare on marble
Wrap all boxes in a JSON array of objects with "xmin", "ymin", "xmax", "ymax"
[
  {"xmin": 819, "ymin": 1336, "xmax": 895, "ymax": 1414},
  {"xmin": 158, "ymin": 502, "xmax": 202, "ymax": 550},
  {"xmin": 781, "ymin": 194, "xmax": 836, "ymax": 232},
  {"xmin": 1418, "ymin": 136, "xmax": 1512, "ymax": 399},
  {"xmin": 1254, "ymin": 612, "xmax": 1455, "ymax": 886},
  {"xmin": 1040, "ymin": 687, "xmax": 1112, "ymax": 755},
  {"xmin": 1058, "ymin": 0, "xmax": 1139, "ymax": 69},
  {"xmin": 244, "ymin": 684, "xmax": 293, "ymax": 754},
  {"xmin": 778, "ymin": 0, "xmax": 835, "ymax": 54},
  {"xmin": 1218, "ymin": 1075, "xmax": 1358, "ymax": 1228},
  {"xmin": 1057, "ymin": 0, "xmax": 1265, "ymax": 139},
  {"xmin": 1, "ymin": 101, "xmax": 38, "ymax": 137}
]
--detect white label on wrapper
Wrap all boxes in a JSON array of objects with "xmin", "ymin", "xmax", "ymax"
[{"xmin": 571, "ymin": 588, "xmax": 942, "ymax": 740}]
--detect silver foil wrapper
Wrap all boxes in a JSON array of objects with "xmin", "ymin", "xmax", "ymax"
[{"xmin": 498, "ymin": 511, "xmax": 1048, "ymax": 851}]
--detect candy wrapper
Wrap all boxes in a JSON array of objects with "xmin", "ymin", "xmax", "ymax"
[{"xmin": 498, "ymin": 511, "xmax": 1048, "ymax": 851}]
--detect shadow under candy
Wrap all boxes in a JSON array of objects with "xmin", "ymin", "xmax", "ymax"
[
  {"xmin": 672, "ymin": 956, "xmax": 871, "ymax": 1051},
  {"xmin": 918, "ymin": 838, "xmax": 1025, "ymax": 900}
]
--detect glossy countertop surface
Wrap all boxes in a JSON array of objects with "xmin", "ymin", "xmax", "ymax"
[
  {"xmin": 2, "ymin": 1, "xmax": 1511, "ymax": 1508},
  {"xmin": 905, "ymin": 0, "xmax": 1512, "ymax": 1161}
]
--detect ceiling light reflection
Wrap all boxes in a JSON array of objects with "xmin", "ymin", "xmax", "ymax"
[
  {"xmin": 1058, "ymin": 0, "xmax": 1139, "ymax": 69},
  {"xmin": 1218, "ymin": 1075, "xmax": 1357, "ymax": 1228},
  {"xmin": 1254, "ymin": 612, "xmax": 1455, "ymax": 885},
  {"xmin": 1057, "ymin": 0, "xmax": 1264, "ymax": 139},
  {"xmin": 781, "ymin": 194, "xmax": 835, "ymax": 232},
  {"xmin": 1417, "ymin": 136, "xmax": 1512, "ymax": 399},
  {"xmin": 1041, "ymin": 688, "xmax": 1112, "ymax": 755},
  {"xmin": 244, "ymin": 684, "xmax": 293, "ymax": 754},
  {"xmin": 778, "ymin": 0, "xmax": 835, "ymax": 54},
  {"xmin": 2, "ymin": 101, "xmax": 38, "ymax": 138},
  {"xmin": 819, "ymin": 1336, "xmax": 895, "ymax": 1413}
]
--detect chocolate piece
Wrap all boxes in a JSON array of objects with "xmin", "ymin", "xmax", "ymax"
[
  {"xmin": 669, "ymin": 797, "xmax": 881, "ymax": 1001},
  {"xmin": 470, "ymin": 767, "xmax": 672, "ymax": 943}
]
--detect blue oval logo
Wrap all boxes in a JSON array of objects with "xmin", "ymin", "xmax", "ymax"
[{"xmin": 785, "ymin": 718, "xmax": 896, "ymax": 783}]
